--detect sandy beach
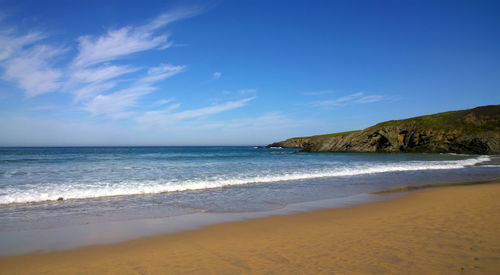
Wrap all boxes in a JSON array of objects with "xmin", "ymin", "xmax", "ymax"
[{"xmin": 1, "ymin": 182, "xmax": 499, "ymax": 274}]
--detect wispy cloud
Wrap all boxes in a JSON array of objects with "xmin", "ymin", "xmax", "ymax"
[
  {"xmin": 3, "ymin": 45, "xmax": 66, "ymax": 97},
  {"xmin": 140, "ymin": 7, "xmax": 203, "ymax": 33},
  {"xmin": 70, "ymin": 59, "xmax": 183, "ymax": 109},
  {"xmin": 73, "ymin": 82, "xmax": 117, "ymax": 102},
  {"xmin": 1, "ymin": 6, "xmax": 257, "ymax": 127},
  {"xmin": 151, "ymin": 98, "xmax": 175, "ymax": 107},
  {"xmin": 70, "ymin": 65, "xmax": 139, "ymax": 84},
  {"xmin": 73, "ymin": 8, "xmax": 200, "ymax": 68},
  {"xmin": 0, "ymin": 30, "xmax": 66, "ymax": 97},
  {"xmin": 355, "ymin": 94, "xmax": 384, "ymax": 104},
  {"xmin": 0, "ymin": 7, "xmax": 203, "ymax": 118},
  {"xmin": 138, "ymin": 64, "xmax": 185, "ymax": 84},
  {"xmin": 0, "ymin": 30, "xmax": 46, "ymax": 60},
  {"xmin": 213, "ymin": 71, "xmax": 221, "ymax": 80},
  {"xmin": 65, "ymin": 9, "xmax": 194, "ymax": 114},
  {"xmin": 312, "ymin": 92, "xmax": 384, "ymax": 107},
  {"xmin": 83, "ymin": 64, "xmax": 185, "ymax": 119},
  {"xmin": 137, "ymin": 97, "xmax": 256, "ymax": 125},
  {"xmin": 83, "ymin": 86, "xmax": 154, "ymax": 119},
  {"xmin": 303, "ymin": 90, "xmax": 334, "ymax": 96},
  {"xmin": 172, "ymin": 97, "xmax": 254, "ymax": 120},
  {"xmin": 73, "ymin": 28, "xmax": 168, "ymax": 68}
]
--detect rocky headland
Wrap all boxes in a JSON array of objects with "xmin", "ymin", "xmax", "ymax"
[{"xmin": 268, "ymin": 105, "xmax": 500, "ymax": 154}]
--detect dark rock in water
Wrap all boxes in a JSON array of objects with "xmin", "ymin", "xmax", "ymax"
[
  {"xmin": 268, "ymin": 105, "xmax": 500, "ymax": 154},
  {"xmin": 57, "ymin": 197, "xmax": 64, "ymax": 201}
]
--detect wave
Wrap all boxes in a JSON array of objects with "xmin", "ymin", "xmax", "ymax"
[{"xmin": 0, "ymin": 155, "xmax": 491, "ymax": 204}]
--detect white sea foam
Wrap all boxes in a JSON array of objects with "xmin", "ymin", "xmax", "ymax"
[{"xmin": 0, "ymin": 155, "xmax": 491, "ymax": 204}]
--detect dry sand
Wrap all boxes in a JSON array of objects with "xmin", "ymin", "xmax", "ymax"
[{"xmin": 1, "ymin": 183, "xmax": 500, "ymax": 274}]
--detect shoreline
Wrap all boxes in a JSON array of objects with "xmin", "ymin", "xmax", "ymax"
[
  {"xmin": 372, "ymin": 177, "xmax": 500, "ymax": 193},
  {"xmin": 1, "ymin": 181, "xmax": 499, "ymax": 273},
  {"xmin": 1, "ymin": 152, "xmax": 493, "ymax": 206},
  {"xmin": 2, "ymin": 177, "xmax": 497, "ymax": 256}
]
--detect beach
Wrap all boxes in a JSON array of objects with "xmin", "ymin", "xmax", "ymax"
[
  {"xmin": 2, "ymin": 0, "xmax": 499, "ymax": 273},
  {"xmin": 1, "ymin": 182, "xmax": 499, "ymax": 274}
]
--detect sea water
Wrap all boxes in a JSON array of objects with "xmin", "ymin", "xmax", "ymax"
[{"xmin": 0, "ymin": 146, "xmax": 499, "ymax": 254}]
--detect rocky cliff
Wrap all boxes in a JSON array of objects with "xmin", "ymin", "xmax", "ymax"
[{"xmin": 268, "ymin": 105, "xmax": 500, "ymax": 154}]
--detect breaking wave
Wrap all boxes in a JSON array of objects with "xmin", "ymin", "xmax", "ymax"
[{"xmin": 0, "ymin": 155, "xmax": 490, "ymax": 204}]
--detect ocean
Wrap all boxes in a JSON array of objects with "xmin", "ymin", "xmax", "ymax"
[{"xmin": 0, "ymin": 146, "xmax": 499, "ymax": 255}]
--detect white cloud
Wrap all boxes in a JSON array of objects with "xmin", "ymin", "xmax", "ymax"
[
  {"xmin": 141, "ymin": 7, "xmax": 202, "ymax": 31},
  {"xmin": 0, "ymin": 7, "xmax": 260, "ymax": 129},
  {"xmin": 0, "ymin": 30, "xmax": 46, "ymax": 61},
  {"xmin": 73, "ymin": 8, "xmax": 200, "ymax": 68},
  {"xmin": 139, "ymin": 64, "xmax": 185, "ymax": 84},
  {"xmin": 2, "ymin": 44, "xmax": 65, "ymax": 97},
  {"xmin": 64, "ymin": 65, "xmax": 139, "ymax": 102},
  {"xmin": 82, "ymin": 64, "xmax": 186, "ymax": 118},
  {"xmin": 0, "ymin": 7, "xmax": 195, "ymax": 105},
  {"xmin": 336, "ymin": 92, "xmax": 364, "ymax": 103},
  {"xmin": 71, "ymin": 65, "xmax": 138, "ymax": 84},
  {"xmin": 152, "ymin": 98, "xmax": 175, "ymax": 107},
  {"xmin": 136, "ymin": 97, "xmax": 256, "ymax": 125},
  {"xmin": 64, "ymin": 8, "xmax": 192, "ymax": 108},
  {"xmin": 172, "ymin": 97, "xmax": 255, "ymax": 120},
  {"xmin": 0, "ymin": 28, "xmax": 66, "ymax": 97},
  {"xmin": 83, "ymin": 86, "xmax": 155, "ymax": 119},
  {"xmin": 312, "ymin": 92, "xmax": 384, "ymax": 107},
  {"xmin": 73, "ymin": 82, "xmax": 117, "ymax": 102},
  {"xmin": 68, "ymin": 65, "xmax": 139, "ymax": 101},
  {"xmin": 355, "ymin": 95, "xmax": 384, "ymax": 104},
  {"xmin": 74, "ymin": 28, "xmax": 168, "ymax": 68},
  {"xmin": 303, "ymin": 90, "xmax": 334, "ymax": 96},
  {"xmin": 67, "ymin": 16, "xmax": 185, "ymax": 111}
]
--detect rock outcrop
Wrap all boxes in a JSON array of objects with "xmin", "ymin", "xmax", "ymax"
[
  {"xmin": 268, "ymin": 105, "xmax": 500, "ymax": 154},
  {"xmin": 267, "ymin": 137, "xmax": 311, "ymax": 148}
]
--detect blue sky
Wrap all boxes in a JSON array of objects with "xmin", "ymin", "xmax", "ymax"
[{"xmin": 0, "ymin": 0, "xmax": 499, "ymax": 146}]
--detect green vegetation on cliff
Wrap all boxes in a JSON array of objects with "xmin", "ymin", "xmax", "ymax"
[
  {"xmin": 373, "ymin": 106, "xmax": 499, "ymax": 134},
  {"xmin": 268, "ymin": 105, "xmax": 500, "ymax": 154},
  {"xmin": 293, "ymin": 130, "xmax": 361, "ymax": 140}
]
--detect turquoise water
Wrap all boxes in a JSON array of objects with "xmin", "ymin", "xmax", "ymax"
[
  {"xmin": 0, "ymin": 146, "xmax": 496, "ymax": 204},
  {"xmin": 0, "ymin": 146, "xmax": 499, "ymax": 254}
]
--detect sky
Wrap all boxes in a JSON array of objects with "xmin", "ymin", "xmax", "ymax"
[{"xmin": 0, "ymin": 0, "xmax": 499, "ymax": 146}]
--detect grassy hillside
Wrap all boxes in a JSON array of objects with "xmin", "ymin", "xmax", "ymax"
[
  {"xmin": 270, "ymin": 105, "xmax": 500, "ymax": 154},
  {"xmin": 372, "ymin": 105, "xmax": 500, "ymax": 133},
  {"xmin": 293, "ymin": 130, "xmax": 361, "ymax": 140},
  {"xmin": 298, "ymin": 105, "xmax": 500, "ymax": 140}
]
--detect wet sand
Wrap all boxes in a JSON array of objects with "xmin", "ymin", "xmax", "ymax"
[{"xmin": 1, "ymin": 182, "xmax": 499, "ymax": 274}]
